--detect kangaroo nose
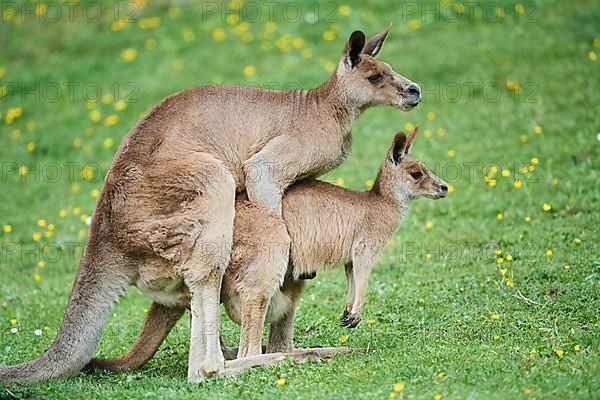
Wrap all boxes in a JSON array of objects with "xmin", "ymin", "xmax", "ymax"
[{"xmin": 406, "ymin": 82, "xmax": 421, "ymax": 96}]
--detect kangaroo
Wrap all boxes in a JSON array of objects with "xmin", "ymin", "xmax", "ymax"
[
  {"xmin": 87, "ymin": 127, "xmax": 448, "ymax": 375},
  {"xmin": 0, "ymin": 25, "xmax": 422, "ymax": 385}
]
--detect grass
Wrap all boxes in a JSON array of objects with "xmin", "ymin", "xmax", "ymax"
[{"xmin": 0, "ymin": 0, "xmax": 598, "ymax": 398}]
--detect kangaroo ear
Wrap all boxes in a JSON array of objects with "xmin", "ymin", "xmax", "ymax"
[
  {"xmin": 404, "ymin": 125, "xmax": 419, "ymax": 154},
  {"xmin": 363, "ymin": 23, "xmax": 391, "ymax": 58},
  {"xmin": 391, "ymin": 132, "xmax": 407, "ymax": 164},
  {"xmin": 344, "ymin": 30, "xmax": 366, "ymax": 68}
]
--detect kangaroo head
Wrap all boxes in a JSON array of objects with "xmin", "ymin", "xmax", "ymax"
[
  {"xmin": 335, "ymin": 25, "xmax": 421, "ymax": 111},
  {"xmin": 374, "ymin": 126, "xmax": 448, "ymax": 202}
]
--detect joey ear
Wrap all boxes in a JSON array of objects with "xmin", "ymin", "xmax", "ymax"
[
  {"xmin": 344, "ymin": 30, "xmax": 366, "ymax": 67},
  {"xmin": 391, "ymin": 132, "xmax": 407, "ymax": 164},
  {"xmin": 363, "ymin": 23, "xmax": 391, "ymax": 58},
  {"xmin": 404, "ymin": 125, "xmax": 419, "ymax": 153}
]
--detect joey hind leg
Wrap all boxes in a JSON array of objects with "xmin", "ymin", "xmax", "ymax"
[
  {"xmin": 229, "ymin": 201, "xmax": 291, "ymax": 359},
  {"xmin": 85, "ymin": 302, "xmax": 185, "ymax": 372},
  {"xmin": 237, "ymin": 294, "xmax": 269, "ymax": 358}
]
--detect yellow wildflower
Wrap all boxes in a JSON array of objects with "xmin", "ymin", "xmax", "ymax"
[
  {"xmin": 89, "ymin": 110, "xmax": 101, "ymax": 123},
  {"xmin": 322, "ymin": 31, "xmax": 336, "ymax": 41},
  {"xmin": 243, "ymin": 65, "xmax": 256, "ymax": 77},
  {"xmin": 121, "ymin": 48, "xmax": 137, "ymax": 63},
  {"xmin": 408, "ymin": 20, "xmax": 422, "ymax": 30},
  {"xmin": 212, "ymin": 28, "xmax": 226, "ymax": 42},
  {"xmin": 339, "ymin": 5, "xmax": 352, "ymax": 16},
  {"xmin": 114, "ymin": 100, "xmax": 126, "ymax": 111}
]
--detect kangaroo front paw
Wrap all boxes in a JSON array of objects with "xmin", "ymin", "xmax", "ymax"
[{"xmin": 340, "ymin": 312, "xmax": 361, "ymax": 328}]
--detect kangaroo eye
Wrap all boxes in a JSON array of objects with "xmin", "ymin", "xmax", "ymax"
[
  {"xmin": 367, "ymin": 74, "xmax": 384, "ymax": 84},
  {"xmin": 410, "ymin": 171, "xmax": 423, "ymax": 180}
]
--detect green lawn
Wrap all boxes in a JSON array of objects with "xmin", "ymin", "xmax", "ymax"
[{"xmin": 1, "ymin": 0, "xmax": 598, "ymax": 398}]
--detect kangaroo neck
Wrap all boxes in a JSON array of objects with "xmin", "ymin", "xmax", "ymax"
[
  {"xmin": 306, "ymin": 73, "xmax": 361, "ymax": 133},
  {"xmin": 369, "ymin": 189, "xmax": 411, "ymax": 232}
]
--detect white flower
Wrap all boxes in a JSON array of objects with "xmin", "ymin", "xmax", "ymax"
[
  {"xmin": 10, "ymin": 327, "xmax": 18, "ymax": 334},
  {"xmin": 34, "ymin": 329, "xmax": 43, "ymax": 336}
]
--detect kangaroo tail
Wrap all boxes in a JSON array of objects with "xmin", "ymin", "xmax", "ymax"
[
  {"xmin": 0, "ymin": 258, "xmax": 131, "ymax": 385},
  {"xmin": 85, "ymin": 302, "xmax": 185, "ymax": 372}
]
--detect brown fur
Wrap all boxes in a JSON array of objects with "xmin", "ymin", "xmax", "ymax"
[
  {"xmin": 0, "ymin": 26, "xmax": 422, "ymax": 385},
  {"xmin": 89, "ymin": 128, "xmax": 447, "ymax": 373}
]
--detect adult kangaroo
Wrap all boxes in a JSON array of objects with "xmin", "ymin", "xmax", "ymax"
[{"xmin": 0, "ymin": 25, "xmax": 421, "ymax": 385}]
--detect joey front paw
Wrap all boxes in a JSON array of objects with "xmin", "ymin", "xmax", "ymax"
[{"xmin": 340, "ymin": 312, "xmax": 361, "ymax": 328}]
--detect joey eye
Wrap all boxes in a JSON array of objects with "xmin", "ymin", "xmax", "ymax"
[
  {"xmin": 367, "ymin": 74, "xmax": 384, "ymax": 84},
  {"xmin": 410, "ymin": 171, "xmax": 423, "ymax": 180}
]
